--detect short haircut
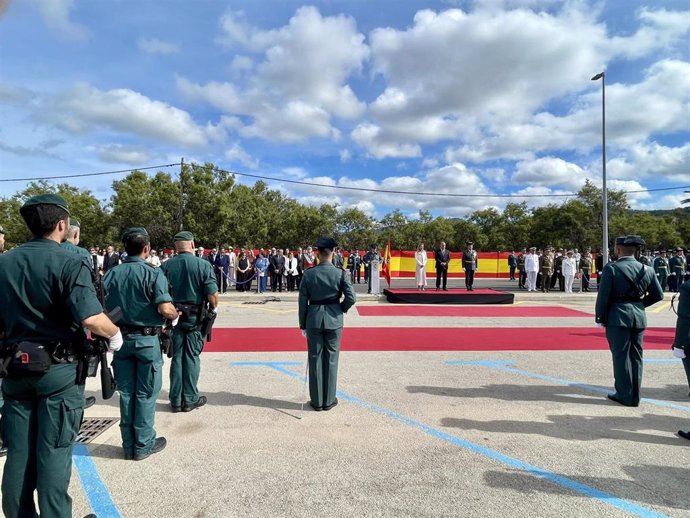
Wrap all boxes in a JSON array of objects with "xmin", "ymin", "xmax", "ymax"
[
  {"xmin": 124, "ymin": 234, "xmax": 149, "ymax": 256},
  {"xmin": 21, "ymin": 205, "xmax": 69, "ymax": 237}
]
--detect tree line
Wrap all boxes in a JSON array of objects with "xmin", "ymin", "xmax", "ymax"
[{"xmin": 1, "ymin": 162, "xmax": 689, "ymax": 252}]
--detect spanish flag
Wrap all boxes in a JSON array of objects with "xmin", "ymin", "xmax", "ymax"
[{"xmin": 382, "ymin": 239, "xmax": 392, "ymax": 286}]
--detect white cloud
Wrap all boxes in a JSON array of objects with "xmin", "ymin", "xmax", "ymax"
[
  {"xmin": 98, "ymin": 144, "xmax": 158, "ymax": 165},
  {"xmin": 0, "ymin": 84, "xmax": 35, "ymax": 105},
  {"xmin": 38, "ymin": 83, "xmax": 208, "ymax": 147},
  {"xmin": 351, "ymin": 123, "xmax": 421, "ymax": 158},
  {"xmin": 34, "ymin": 0, "xmax": 89, "ymax": 41},
  {"xmin": 339, "ymin": 149, "xmax": 352, "ymax": 162},
  {"xmin": 137, "ymin": 37, "xmax": 179, "ymax": 55},
  {"xmin": 224, "ymin": 144, "xmax": 258, "ymax": 169},
  {"xmin": 512, "ymin": 157, "xmax": 586, "ymax": 190}
]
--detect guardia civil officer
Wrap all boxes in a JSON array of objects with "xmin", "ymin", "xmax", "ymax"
[
  {"xmin": 61, "ymin": 218, "xmax": 99, "ymax": 410},
  {"xmin": 104, "ymin": 228, "xmax": 179, "ymax": 460},
  {"xmin": 161, "ymin": 231, "xmax": 218, "ymax": 412},
  {"xmin": 298, "ymin": 238, "xmax": 356, "ymax": 411},
  {"xmin": 672, "ymin": 277, "xmax": 690, "ymax": 440},
  {"xmin": 0, "ymin": 194, "xmax": 121, "ymax": 518},
  {"xmin": 595, "ymin": 235, "xmax": 664, "ymax": 407},
  {"xmin": 0, "ymin": 225, "xmax": 5, "ymax": 458}
]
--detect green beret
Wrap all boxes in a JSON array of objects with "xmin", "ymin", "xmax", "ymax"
[
  {"xmin": 122, "ymin": 227, "xmax": 149, "ymax": 243},
  {"xmin": 21, "ymin": 194, "xmax": 70, "ymax": 214},
  {"xmin": 174, "ymin": 230, "xmax": 194, "ymax": 242},
  {"xmin": 315, "ymin": 237, "xmax": 337, "ymax": 250}
]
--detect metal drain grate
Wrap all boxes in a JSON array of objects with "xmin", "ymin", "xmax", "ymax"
[
  {"xmin": 242, "ymin": 300, "xmax": 268, "ymax": 304},
  {"xmin": 77, "ymin": 417, "xmax": 119, "ymax": 444}
]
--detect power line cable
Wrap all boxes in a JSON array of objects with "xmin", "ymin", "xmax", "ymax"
[
  {"xmin": 0, "ymin": 163, "xmax": 180, "ymax": 182},
  {"xmin": 204, "ymin": 163, "xmax": 690, "ymax": 199}
]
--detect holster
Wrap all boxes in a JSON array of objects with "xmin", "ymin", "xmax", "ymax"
[{"xmin": 198, "ymin": 308, "xmax": 217, "ymax": 342}]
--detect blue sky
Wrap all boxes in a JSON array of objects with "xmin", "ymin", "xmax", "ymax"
[{"xmin": 0, "ymin": 0, "xmax": 689, "ymax": 218}]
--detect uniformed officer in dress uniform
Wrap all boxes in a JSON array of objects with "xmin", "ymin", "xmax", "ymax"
[
  {"xmin": 579, "ymin": 248, "xmax": 593, "ymax": 292},
  {"xmin": 595, "ymin": 235, "xmax": 664, "ymax": 407},
  {"xmin": 104, "ymin": 228, "xmax": 179, "ymax": 460},
  {"xmin": 298, "ymin": 238, "xmax": 356, "ymax": 411},
  {"xmin": 462, "ymin": 241, "xmax": 478, "ymax": 291},
  {"xmin": 638, "ymin": 249, "xmax": 653, "ymax": 266},
  {"xmin": 539, "ymin": 247, "xmax": 554, "ymax": 292},
  {"xmin": 654, "ymin": 250, "xmax": 670, "ymax": 291},
  {"xmin": 669, "ymin": 248, "xmax": 686, "ymax": 292},
  {"xmin": 161, "ymin": 231, "xmax": 219, "ymax": 412},
  {"xmin": 0, "ymin": 194, "xmax": 121, "ymax": 518}
]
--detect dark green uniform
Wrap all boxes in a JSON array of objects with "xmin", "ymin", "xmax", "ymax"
[
  {"xmin": 61, "ymin": 240, "xmax": 93, "ymax": 272},
  {"xmin": 104, "ymin": 255, "xmax": 172, "ymax": 459},
  {"xmin": 539, "ymin": 252, "xmax": 554, "ymax": 292},
  {"xmin": 298, "ymin": 260, "xmax": 356, "ymax": 409},
  {"xmin": 669, "ymin": 254, "xmax": 686, "ymax": 292},
  {"xmin": 672, "ymin": 279, "xmax": 690, "ymax": 394},
  {"xmin": 579, "ymin": 253, "xmax": 593, "ymax": 292},
  {"xmin": 0, "ymin": 239, "xmax": 102, "ymax": 518},
  {"xmin": 161, "ymin": 251, "xmax": 217, "ymax": 409},
  {"xmin": 653, "ymin": 255, "xmax": 669, "ymax": 291},
  {"xmin": 595, "ymin": 256, "xmax": 664, "ymax": 406}
]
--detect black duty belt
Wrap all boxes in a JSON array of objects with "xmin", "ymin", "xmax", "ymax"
[
  {"xmin": 0, "ymin": 340, "xmax": 81, "ymax": 362},
  {"xmin": 309, "ymin": 298, "xmax": 341, "ymax": 306},
  {"xmin": 119, "ymin": 325, "xmax": 162, "ymax": 336},
  {"xmin": 612, "ymin": 296, "xmax": 644, "ymax": 303}
]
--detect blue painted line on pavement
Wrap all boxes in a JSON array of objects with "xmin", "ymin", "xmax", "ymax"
[
  {"xmin": 446, "ymin": 361, "xmax": 690, "ymax": 413},
  {"xmin": 235, "ymin": 361, "xmax": 669, "ymax": 518},
  {"xmin": 231, "ymin": 361, "xmax": 302, "ymax": 366},
  {"xmin": 73, "ymin": 444, "xmax": 123, "ymax": 518},
  {"xmin": 644, "ymin": 358, "xmax": 682, "ymax": 363}
]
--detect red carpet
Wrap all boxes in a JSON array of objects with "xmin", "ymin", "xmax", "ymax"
[
  {"xmin": 356, "ymin": 306, "xmax": 592, "ymax": 317},
  {"xmin": 205, "ymin": 327, "xmax": 674, "ymax": 352}
]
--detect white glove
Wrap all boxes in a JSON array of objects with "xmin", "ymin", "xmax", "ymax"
[
  {"xmin": 301, "ymin": 329, "xmax": 307, "ymax": 338},
  {"xmin": 171, "ymin": 316, "xmax": 180, "ymax": 327},
  {"xmin": 108, "ymin": 330, "xmax": 123, "ymax": 352},
  {"xmin": 673, "ymin": 347, "xmax": 686, "ymax": 359},
  {"xmin": 595, "ymin": 323, "xmax": 604, "ymax": 328},
  {"xmin": 211, "ymin": 307, "xmax": 218, "ymax": 315}
]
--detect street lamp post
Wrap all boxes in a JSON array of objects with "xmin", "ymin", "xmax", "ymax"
[{"xmin": 591, "ymin": 71, "xmax": 608, "ymax": 266}]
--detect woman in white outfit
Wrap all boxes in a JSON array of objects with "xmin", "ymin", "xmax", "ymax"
[
  {"xmin": 562, "ymin": 250, "xmax": 577, "ymax": 293},
  {"xmin": 415, "ymin": 243, "xmax": 428, "ymax": 290}
]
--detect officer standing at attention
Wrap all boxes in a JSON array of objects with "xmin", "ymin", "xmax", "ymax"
[
  {"xmin": 104, "ymin": 228, "xmax": 179, "ymax": 460},
  {"xmin": 0, "ymin": 225, "xmax": 5, "ymax": 459},
  {"xmin": 595, "ymin": 235, "xmax": 664, "ymax": 407},
  {"xmin": 0, "ymin": 194, "xmax": 121, "ymax": 518},
  {"xmin": 161, "ymin": 231, "xmax": 219, "ymax": 412},
  {"xmin": 672, "ymin": 277, "xmax": 690, "ymax": 440},
  {"xmin": 539, "ymin": 247, "xmax": 554, "ymax": 292},
  {"xmin": 298, "ymin": 238, "xmax": 356, "ymax": 411},
  {"xmin": 462, "ymin": 241, "xmax": 478, "ymax": 291},
  {"xmin": 579, "ymin": 248, "xmax": 593, "ymax": 292},
  {"xmin": 654, "ymin": 250, "xmax": 670, "ymax": 292}
]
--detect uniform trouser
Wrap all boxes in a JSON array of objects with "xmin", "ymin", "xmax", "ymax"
[
  {"xmin": 464, "ymin": 269, "xmax": 475, "ymax": 288},
  {"xmin": 657, "ymin": 272, "xmax": 668, "ymax": 291},
  {"xmin": 436, "ymin": 269, "xmax": 447, "ymax": 289},
  {"xmin": 541, "ymin": 272, "xmax": 552, "ymax": 291},
  {"xmin": 1, "ymin": 363, "xmax": 83, "ymax": 518},
  {"xmin": 518, "ymin": 270, "xmax": 526, "ymax": 287},
  {"xmin": 683, "ymin": 356, "xmax": 690, "ymax": 393},
  {"xmin": 306, "ymin": 327, "xmax": 342, "ymax": 408},
  {"xmin": 112, "ymin": 336, "xmax": 163, "ymax": 457},
  {"xmin": 669, "ymin": 274, "xmax": 678, "ymax": 292},
  {"xmin": 364, "ymin": 266, "xmax": 370, "ymax": 283},
  {"xmin": 581, "ymin": 271, "xmax": 591, "ymax": 290},
  {"xmin": 606, "ymin": 325, "xmax": 644, "ymax": 405},
  {"xmin": 550, "ymin": 271, "xmax": 564, "ymax": 290},
  {"xmin": 564, "ymin": 273, "xmax": 575, "ymax": 293},
  {"xmin": 509, "ymin": 266, "xmax": 516, "ymax": 280},
  {"xmin": 356, "ymin": 268, "xmax": 362, "ymax": 283},
  {"xmin": 527, "ymin": 271, "xmax": 537, "ymax": 290},
  {"xmin": 170, "ymin": 327, "xmax": 204, "ymax": 408}
]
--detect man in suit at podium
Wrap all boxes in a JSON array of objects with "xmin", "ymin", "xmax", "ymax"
[{"xmin": 435, "ymin": 241, "xmax": 450, "ymax": 291}]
